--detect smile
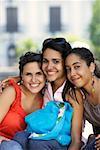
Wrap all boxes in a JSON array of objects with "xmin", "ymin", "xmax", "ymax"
[
  {"xmin": 71, "ymin": 77, "xmax": 80, "ymax": 83},
  {"xmin": 47, "ymin": 71, "xmax": 57, "ymax": 75},
  {"xmin": 30, "ymin": 84, "xmax": 40, "ymax": 87}
]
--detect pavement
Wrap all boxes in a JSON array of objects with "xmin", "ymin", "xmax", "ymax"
[{"xmin": 82, "ymin": 120, "xmax": 93, "ymax": 143}]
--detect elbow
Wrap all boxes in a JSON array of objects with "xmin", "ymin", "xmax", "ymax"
[{"xmin": 68, "ymin": 139, "xmax": 81, "ymax": 150}]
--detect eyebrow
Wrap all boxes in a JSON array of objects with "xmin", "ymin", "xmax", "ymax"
[
  {"xmin": 52, "ymin": 58, "xmax": 62, "ymax": 61},
  {"xmin": 72, "ymin": 62, "xmax": 81, "ymax": 65},
  {"xmin": 66, "ymin": 62, "xmax": 81, "ymax": 67},
  {"xmin": 43, "ymin": 58, "xmax": 62, "ymax": 61}
]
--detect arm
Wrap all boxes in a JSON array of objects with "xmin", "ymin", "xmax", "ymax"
[
  {"xmin": 67, "ymin": 90, "xmax": 84, "ymax": 150},
  {"xmin": 0, "ymin": 76, "xmax": 20, "ymax": 93},
  {"xmin": 0, "ymin": 86, "xmax": 16, "ymax": 141},
  {"xmin": 0, "ymin": 86, "xmax": 16, "ymax": 123}
]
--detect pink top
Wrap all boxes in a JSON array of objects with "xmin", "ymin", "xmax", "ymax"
[{"xmin": 43, "ymin": 81, "xmax": 66, "ymax": 106}]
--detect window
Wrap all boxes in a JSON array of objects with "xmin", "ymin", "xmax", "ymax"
[
  {"xmin": 49, "ymin": 7, "xmax": 61, "ymax": 33},
  {"xmin": 6, "ymin": 7, "xmax": 18, "ymax": 32}
]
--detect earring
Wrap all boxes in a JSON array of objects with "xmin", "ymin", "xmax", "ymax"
[
  {"xmin": 91, "ymin": 72, "xmax": 95, "ymax": 93},
  {"xmin": 20, "ymin": 80, "xmax": 23, "ymax": 84}
]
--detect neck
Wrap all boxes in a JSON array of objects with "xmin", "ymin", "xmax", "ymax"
[
  {"xmin": 51, "ymin": 76, "xmax": 66, "ymax": 93},
  {"xmin": 21, "ymin": 84, "xmax": 42, "ymax": 99}
]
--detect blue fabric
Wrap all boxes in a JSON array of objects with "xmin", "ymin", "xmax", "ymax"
[
  {"xmin": 25, "ymin": 101, "xmax": 73, "ymax": 146},
  {"xmin": 28, "ymin": 139, "xmax": 67, "ymax": 150},
  {"xmin": 0, "ymin": 140, "xmax": 23, "ymax": 150}
]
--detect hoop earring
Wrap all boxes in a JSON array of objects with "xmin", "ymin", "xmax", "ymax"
[{"xmin": 91, "ymin": 72, "xmax": 95, "ymax": 93}]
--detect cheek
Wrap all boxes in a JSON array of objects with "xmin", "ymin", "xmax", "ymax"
[
  {"xmin": 58, "ymin": 64, "xmax": 64, "ymax": 72},
  {"xmin": 67, "ymin": 74, "xmax": 71, "ymax": 80},
  {"xmin": 78, "ymin": 70, "xmax": 86, "ymax": 76},
  {"xmin": 40, "ymin": 76, "xmax": 46, "ymax": 83},
  {"xmin": 22, "ymin": 77, "xmax": 30, "ymax": 83},
  {"xmin": 42, "ymin": 64, "xmax": 46, "ymax": 71}
]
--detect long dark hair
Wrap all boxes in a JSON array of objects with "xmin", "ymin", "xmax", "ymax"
[
  {"xmin": 41, "ymin": 37, "xmax": 72, "ymax": 61},
  {"xmin": 63, "ymin": 47, "xmax": 100, "ymax": 101}
]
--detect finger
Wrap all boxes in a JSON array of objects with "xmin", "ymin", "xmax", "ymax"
[
  {"xmin": 67, "ymin": 95, "xmax": 76, "ymax": 107},
  {"xmin": 1, "ymin": 79, "xmax": 10, "ymax": 89},
  {"xmin": 0, "ymin": 81, "xmax": 3, "ymax": 94},
  {"xmin": 96, "ymin": 134, "xmax": 100, "ymax": 140},
  {"xmin": 95, "ymin": 138, "xmax": 100, "ymax": 149},
  {"xmin": 2, "ymin": 79, "xmax": 9, "ymax": 85}
]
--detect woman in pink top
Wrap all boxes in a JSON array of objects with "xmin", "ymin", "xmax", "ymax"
[{"xmin": 40, "ymin": 38, "xmax": 83, "ymax": 150}]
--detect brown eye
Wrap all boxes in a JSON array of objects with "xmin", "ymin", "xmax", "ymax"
[
  {"xmin": 42, "ymin": 59, "xmax": 48, "ymax": 63},
  {"xmin": 74, "ymin": 66, "xmax": 80, "ymax": 70},
  {"xmin": 26, "ymin": 73, "xmax": 32, "ymax": 76},
  {"xmin": 53, "ymin": 60, "xmax": 59, "ymax": 64},
  {"xmin": 36, "ymin": 71, "xmax": 43, "ymax": 76}
]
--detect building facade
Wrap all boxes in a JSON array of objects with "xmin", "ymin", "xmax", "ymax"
[{"xmin": 0, "ymin": 0, "xmax": 94, "ymax": 66}]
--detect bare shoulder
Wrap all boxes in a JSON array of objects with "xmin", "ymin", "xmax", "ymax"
[
  {"xmin": 66, "ymin": 88, "xmax": 84, "ymax": 108},
  {"xmin": 0, "ymin": 85, "xmax": 16, "ymax": 104},
  {"xmin": 75, "ymin": 88, "xmax": 84, "ymax": 105}
]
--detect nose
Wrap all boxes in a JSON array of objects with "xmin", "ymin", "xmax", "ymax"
[
  {"xmin": 47, "ymin": 62, "xmax": 54, "ymax": 70},
  {"xmin": 31, "ymin": 75, "xmax": 37, "ymax": 82},
  {"xmin": 70, "ymin": 68, "xmax": 76, "ymax": 77}
]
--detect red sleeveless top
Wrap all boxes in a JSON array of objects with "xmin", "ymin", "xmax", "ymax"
[{"xmin": 0, "ymin": 80, "xmax": 27, "ymax": 139}]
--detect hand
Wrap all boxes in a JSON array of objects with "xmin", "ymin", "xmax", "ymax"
[
  {"xmin": 95, "ymin": 134, "xmax": 100, "ymax": 150},
  {"xmin": 0, "ymin": 77, "xmax": 14, "ymax": 93},
  {"xmin": 0, "ymin": 136, "xmax": 10, "ymax": 143},
  {"xmin": 0, "ymin": 77, "xmax": 11, "ymax": 94},
  {"xmin": 0, "ymin": 81, "xmax": 3, "ymax": 94}
]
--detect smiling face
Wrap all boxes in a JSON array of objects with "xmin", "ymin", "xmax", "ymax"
[
  {"xmin": 65, "ymin": 53, "xmax": 94, "ymax": 89},
  {"xmin": 22, "ymin": 62, "xmax": 46, "ymax": 94},
  {"xmin": 42, "ymin": 48, "xmax": 66, "ymax": 84}
]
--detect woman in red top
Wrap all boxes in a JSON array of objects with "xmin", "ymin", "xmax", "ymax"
[{"xmin": 0, "ymin": 52, "xmax": 45, "ymax": 142}]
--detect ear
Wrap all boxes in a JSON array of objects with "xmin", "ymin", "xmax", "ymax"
[{"xmin": 89, "ymin": 62, "xmax": 95, "ymax": 73}]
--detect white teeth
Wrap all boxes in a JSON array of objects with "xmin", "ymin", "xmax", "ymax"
[
  {"xmin": 47, "ymin": 72, "xmax": 56, "ymax": 75},
  {"xmin": 30, "ymin": 84, "xmax": 39, "ymax": 87}
]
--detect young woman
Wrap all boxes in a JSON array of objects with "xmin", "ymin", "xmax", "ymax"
[
  {"xmin": 39, "ymin": 38, "xmax": 83, "ymax": 149},
  {"xmin": 65, "ymin": 47, "xmax": 100, "ymax": 149},
  {"xmin": 0, "ymin": 52, "xmax": 45, "ymax": 142},
  {"xmin": 0, "ymin": 38, "xmax": 84, "ymax": 150}
]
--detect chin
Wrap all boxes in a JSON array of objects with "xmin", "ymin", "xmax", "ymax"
[
  {"xmin": 47, "ymin": 77, "xmax": 56, "ymax": 82},
  {"xmin": 74, "ymin": 84, "xmax": 82, "ymax": 88},
  {"xmin": 31, "ymin": 90, "xmax": 39, "ymax": 94}
]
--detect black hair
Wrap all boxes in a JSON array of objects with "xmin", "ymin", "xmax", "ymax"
[
  {"xmin": 19, "ymin": 52, "xmax": 42, "ymax": 80},
  {"xmin": 42, "ymin": 38, "xmax": 72, "ymax": 101},
  {"xmin": 63, "ymin": 47, "xmax": 100, "ymax": 101},
  {"xmin": 42, "ymin": 38, "xmax": 72, "ymax": 60},
  {"xmin": 65, "ymin": 47, "xmax": 100, "ymax": 78}
]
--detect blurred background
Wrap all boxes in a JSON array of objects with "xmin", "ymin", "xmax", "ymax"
[
  {"xmin": 0, "ymin": 0, "xmax": 100, "ymax": 141},
  {"xmin": 0, "ymin": 0, "xmax": 100, "ymax": 79}
]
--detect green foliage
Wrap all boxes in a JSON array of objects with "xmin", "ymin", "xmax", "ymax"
[
  {"xmin": 93, "ymin": 46, "xmax": 100, "ymax": 60},
  {"xmin": 89, "ymin": 0, "xmax": 100, "ymax": 60},
  {"xmin": 16, "ymin": 38, "xmax": 39, "ymax": 57}
]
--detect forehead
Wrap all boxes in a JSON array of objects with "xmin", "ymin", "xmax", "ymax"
[
  {"xmin": 43, "ymin": 48, "xmax": 62, "ymax": 59},
  {"xmin": 65, "ymin": 53, "xmax": 84, "ymax": 65},
  {"xmin": 23, "ymin": 62, "xmax": 41, "ymax": 71}
]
